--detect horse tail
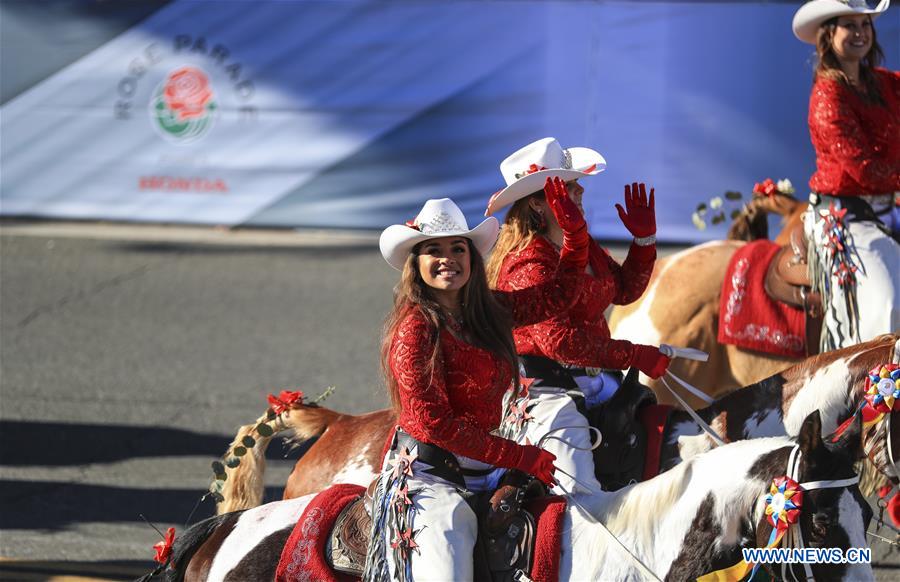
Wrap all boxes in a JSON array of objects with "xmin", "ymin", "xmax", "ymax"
[
  {"xmin": 216, "ymin": 403, "xmax": 341, "ymax": 514},
  {"xmin": 133, "ymin": 512, "xmax": 243, "ymax": 582},
  {"xmin": 727, "ymin": 192, "xmax": 803, "ymax": 242},
  {"xmin": 727, "ymin": 195, "xmax": 771, "ymax": 241}
]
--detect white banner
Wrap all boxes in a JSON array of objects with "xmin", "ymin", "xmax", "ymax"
[{"xmin": 1, "ymin": 1, "xmax": 897, "ymax": 241}]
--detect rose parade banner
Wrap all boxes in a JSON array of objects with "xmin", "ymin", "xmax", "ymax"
[{"xmin": 1, "ymin": 1, "xmax": 897, "ymax": 241}]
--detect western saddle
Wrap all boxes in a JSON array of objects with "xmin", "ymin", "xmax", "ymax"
[
  {"xmin": 761, "ymin": 217, "xmax": 823, "ymax": 356},
  {"xmin": 325, "ymin": 470, "xmax": 545, "ymax": 582}
]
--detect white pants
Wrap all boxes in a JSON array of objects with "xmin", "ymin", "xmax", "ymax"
[
  {"xmin": 380, "ymin": 472, "xmax": 476, "ymax": 581},
  {"xmin": 370, "ymin": 454, "xmax": 503, "ymax": 581},
  {"xmin": 805, "ymin": 202, "xmax": 900, "ymax": 350},
  {"xmin": 508, "ymin": 387, "xmax": 602, "ymax": 495}
]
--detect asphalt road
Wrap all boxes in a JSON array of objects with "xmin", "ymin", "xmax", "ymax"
[
  {"xmin": 1, "ymin": 222, "xmax": 396, "ymax": 579},
  {"xmin": 1, "ymin": 222, "xmax": 897, "ymax": 580}
]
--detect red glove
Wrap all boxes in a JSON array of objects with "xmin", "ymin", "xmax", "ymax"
[
  {"xmin": 517, "ymin": 445, "xmax": 558, "ymax": 487},
  {"xmin": 544, "ymin": 176, "xmax": 589, "ymax": 265},
  {"xmin": 544, "ymin": 176, "xmax": 586, "ymax": 234},
  {"xmin": 615, "ymin": 182, "xmax": 656, "ymax": 239},
  {"xmin": 631, "ymin": 344, "xmax": 671, "ymax": 379}
]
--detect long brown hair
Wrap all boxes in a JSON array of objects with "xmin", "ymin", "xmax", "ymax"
[
  {"xmin": 485, "ymin": 191, "xmax": 546, "ymax": 287},
  {"xmin": 815, "ymin": 15, "xmax": 885, "ymax": 105},
  {"xmin": 381, "ymin": 239, "xmax": 519, "ymax": 412}
]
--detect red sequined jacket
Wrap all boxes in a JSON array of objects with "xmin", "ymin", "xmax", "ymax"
[
  {"xmin": 808, "ymin": 68, "xmax": 900, "ymax": 196},
  {"xmin": 389, "ymin": 251, "xmax": 586, "ymax": 470},
  {"xmin": 496, "ymin": 237, "xmax": 655, "ymax": 369}
]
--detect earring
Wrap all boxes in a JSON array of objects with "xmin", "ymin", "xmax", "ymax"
[{"xmin": 536, "ymin": 210, "xmax": 546, "ymax": 231}]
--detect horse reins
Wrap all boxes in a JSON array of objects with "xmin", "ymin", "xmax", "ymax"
[{"xmin": 656, "ymin": 345, "xmax": 728, "ymax": 446}]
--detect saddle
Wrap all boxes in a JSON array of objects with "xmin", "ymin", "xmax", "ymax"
[
  {"xmin": 325, "ymin": 471, "xmax": 545, "ymax": 582},
  {"xmin": 762, "ymin": 216, "xmax": 823, "ymax": 356}
]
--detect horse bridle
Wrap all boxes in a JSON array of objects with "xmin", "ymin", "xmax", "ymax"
[{"xmin": 768, "ymin": 444, "xmax": 862, "ymax": 582}]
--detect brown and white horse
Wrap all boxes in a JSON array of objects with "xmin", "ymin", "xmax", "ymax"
[
  {"xmin": 607, "ymin": 193, "xmax": 808, "ymax": 406},
  {"xmin": 215, "ymin": 335, "xmax": 899, "ymax": 514},
  {"xmin": 144, "ymin": 412, "xmax": 874, "ymax": 582}
]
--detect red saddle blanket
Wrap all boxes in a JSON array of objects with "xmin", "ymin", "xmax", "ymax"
[
  {"xmin": 718, "ymin": 240, "xmax": 805, "ymax": 359},
  {"xmin": 276, "ymin": 483, "xmax": 568, "ymax": 582}
]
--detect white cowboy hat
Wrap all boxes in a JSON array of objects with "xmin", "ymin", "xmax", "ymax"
[
  {"xmin": 484, "ymin": 137, "xmax": 606, "ymax": 216},
  {"xmin": 380, "ymin": 198, "xmax": 500, "ymax": 270},
  {"xmin": 792, "ymin": 0, "xmax": 890, "ymax": 44}
]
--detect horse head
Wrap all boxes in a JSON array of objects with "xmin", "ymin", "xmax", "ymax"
[
  {"xmin": 755, "ymin": 410, "xmax": 873, "ymax": 581},
  {"xmin": 589, "ymin": 367, "xmax": 657, "ymax": 490}
]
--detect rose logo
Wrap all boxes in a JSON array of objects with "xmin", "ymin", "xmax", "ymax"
[{"xmin": 151, "ymin": 66, "xmax": 217, "ymax": 142}]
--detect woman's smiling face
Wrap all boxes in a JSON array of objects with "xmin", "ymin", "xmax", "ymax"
[
  {"xmin": 416, "ymin": 236, "xmax": 471, "ymax": 302},
  {"xmin": 831, "ymin": 14, "xmax": 873, "ymax": 63}
]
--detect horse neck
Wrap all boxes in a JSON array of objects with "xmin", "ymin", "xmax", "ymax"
[
  {"xmin": 663, "ymin": 374, "xmax": 785, "ymax": 462},
  {"xmin": 781, "ymin": 337, "xmax": 897, "ymax": 436},
  {"xmin": 567, "ymin": 439, "xmax": 787, "ymax": 581},
  {"xmin": 665, "ymin": 337, "xmax": 897, "ymax": 452}
]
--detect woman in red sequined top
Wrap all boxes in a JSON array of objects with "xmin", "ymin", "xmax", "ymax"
[
  {"xmin": 792, "ymin": 0, "xmax": 899, "ymax": 351},
  {"xmin": 484, "ymin": 137, "xmax": 670, "ymax": 495},
  {"xmin": 363, "ymin": 185, "xmax": 589, "ymax": 582}
]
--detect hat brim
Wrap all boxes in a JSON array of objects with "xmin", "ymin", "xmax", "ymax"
[
  {"xmin": 380, "ymin": 216, "xmax": 500, "ymax": 270},
  {"xmin": 485, "ymin": 148, "xmax": 606, "ymax": 216},
  {"xmin": 793, "ymin": 0, "xmax": 889, "ymax": 44}
]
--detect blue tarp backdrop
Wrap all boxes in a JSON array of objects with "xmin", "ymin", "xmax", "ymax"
[{"xmin": 1, "ymin": 1, "xmax": 897, "ymax": 241}]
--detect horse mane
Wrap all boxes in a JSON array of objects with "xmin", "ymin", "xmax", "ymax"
[
  {"xmin": 137, "ymin": 511, "xmax": 244, "ymax": 582},
  {"xmin": 600, "ymin": 457, "xmax": 693, "ymax": 550},
  {"xmin": 580, "ymin": 437, "xmax": 794, "ymax": 574}
]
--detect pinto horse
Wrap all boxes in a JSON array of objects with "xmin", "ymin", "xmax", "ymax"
[
  {"xmin": 215, "ymin": 335, "xmax": 898, "ymax": 514},
  {"xmin": 145, "ymin": 412, "xmax": 873, "ymax": 582}
]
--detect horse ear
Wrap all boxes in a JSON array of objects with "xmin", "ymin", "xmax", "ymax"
[
  {"xmin": 827, "ymin": 413, "xmax": 864, "ymax": 459},
  {"xmin": 798, "ymin": 410, "xmax": 824, "ymax": 456}
]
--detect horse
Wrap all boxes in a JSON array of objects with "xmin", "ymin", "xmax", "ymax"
[
  {"xmin": 215, "ymin": 334, "xmax": 899, "ymax": 513},
  {"xmin": 142, "ymin": 411, "xmax": 874, "ymax": 582},
  {"xmin": 607, "ymin": 192, "xmax": 813, "ymax": 406},
  {"xmin": 608, "ymin": 240, "xmax": 793, "ymax": 406}
]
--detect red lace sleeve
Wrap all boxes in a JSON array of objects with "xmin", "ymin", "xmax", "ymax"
[
  {"xmin": 808, "ymin": 76, "xmax": 900, "ymax": 192},
  {"xmin": 493, "ymin": 238, "xmax": 586, "ymax": 327},
  {"xmin": 390, "ymin": 312, "xmax": 527, "ymax": 470},
  {"xmin": 499, "ymin": 242, "xmax": 637, "ymax": 369},
  {"xmin": 591, "ymin": 240, "xmax": 655, "ymax": 306}
]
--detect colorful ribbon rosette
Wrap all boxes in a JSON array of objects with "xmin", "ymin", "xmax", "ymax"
[
  {"xmin": 764, "ymin": 476, "xmax": 804, "ymax": 543},
  {"xmin": 830, "ymin": 363, "xmax": 900, "ymax": 442},
  {"xmin": 864, "ymin": 364, "xmax": 900, "ymax": 417}
]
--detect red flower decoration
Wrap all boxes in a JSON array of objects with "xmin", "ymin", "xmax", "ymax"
[
  {"xmin": 153, "ymin": 527, "xmax": 176, "ymax": 564},
  {"xmin": 753, "ymin": 178, "xmax": 777, "ymax": 197},
  {"xmin": 404, "ymin": 219, "xmax": 420, "ymax": 231},
  {"xmin": 267, "ymin": 389, "xmax": 304, "ymax": 414},
  {"xmin": 514, "ymin": 164, "xmax": 548, "ymax": 180}
]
